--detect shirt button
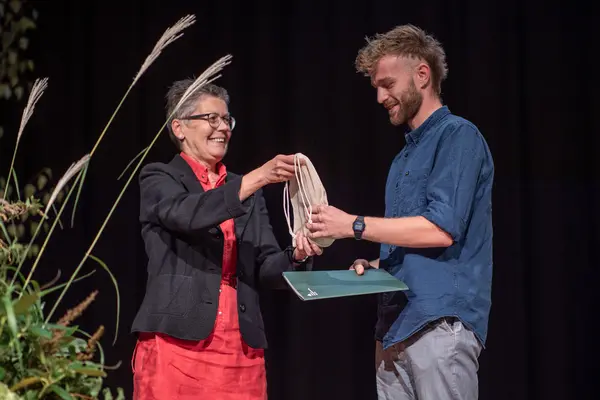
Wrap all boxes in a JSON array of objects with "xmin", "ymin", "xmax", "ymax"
[
  {"xmin": 218, "ymin": 311, "xmax": 222, "ymax": 315},
  {"xmin": 405, "ymin": 171, "xmax": 409, "ymax": 176}
]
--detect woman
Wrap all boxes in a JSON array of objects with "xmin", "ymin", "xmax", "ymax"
[{"xmin": 131, "ymin": 80, "xmax": 322, "ymax": 399}]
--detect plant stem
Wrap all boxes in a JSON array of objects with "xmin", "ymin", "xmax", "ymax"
[
  {"xmin": 0, "ymin": 218, "xmax": 12, "ymax": 246},
  {"xmin": 70, "ymin": 84, "xmax": 136, "ymax": 227},
  {"xmin": 90, "ymin": 86, "xmax": 134, "ymax": 157},
  {"xmin": 18, "ymin": 172, "xmax": 82, "ymax": 292},
  {"xmin": 3, "ymin": 140, "xmax": 20, "ymax": 200},
  {"xmin": 45, "ymin": 119, "xmax": 168, "ymax": 323}
]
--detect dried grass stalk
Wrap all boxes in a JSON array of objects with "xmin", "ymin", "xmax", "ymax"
[
  {"xmin": 46, "ymin": 154, "xmax": 90, "ymax": 212},
  {"xmin": 133, "ymin": 14, "xmax": 196, "ymax": 84},
  {"xmin": 174, "ymin": 55, "xmax": 233, "ymax": 113},
  {"xmin": 3, "ymin": 78, "xmax": 49, "ymax": 201},
  {"xmin": 16, "ymin": 77, "xmax": 49, "ymax": 144}
]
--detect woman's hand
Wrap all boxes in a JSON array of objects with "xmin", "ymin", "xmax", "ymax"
[
  {"xmin": 292, "ymin": 230, "xmax": 323, "ymax": 262},
  {"xmin": 240, "ymin": 155, "xmax": 302, "ymax": 201},
  {"xmin": 257, "ymin": 154, "xmax": 301, "ymax": 185}
]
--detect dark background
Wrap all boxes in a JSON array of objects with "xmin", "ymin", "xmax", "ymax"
[{"xmin": 1, "ymin": 0, "xmax": 598, "ymax": 399}]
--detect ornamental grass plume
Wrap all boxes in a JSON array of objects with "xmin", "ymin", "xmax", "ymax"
[{"xmin": 3, "ymin": 78, "xmax": 48, "ymax": 201}]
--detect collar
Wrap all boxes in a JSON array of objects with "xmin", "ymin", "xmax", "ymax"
[
  {"xmin": 405, "ymin": 105, "xmax": 451, "ymax": 145},
  {"xmin": 179, "ymin": 152, "xmax": 227, "ymax": 186}
]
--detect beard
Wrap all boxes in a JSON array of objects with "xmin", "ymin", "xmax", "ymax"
[{"xmin": 387, "ymin": 79, "xmax": 423, "ymax": 126}]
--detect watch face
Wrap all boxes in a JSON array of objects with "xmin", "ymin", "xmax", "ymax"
[{"xmin": 354, "ymin": 221, "xmax": 364, "ymax": 230}]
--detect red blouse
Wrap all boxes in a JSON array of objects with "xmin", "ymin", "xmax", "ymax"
[{"xmin": 181, "ymin": 152, "xmax": 237, "ymax": 286}]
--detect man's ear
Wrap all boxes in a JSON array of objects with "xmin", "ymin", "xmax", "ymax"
[{"xmin": 415, "ymin": 62, "xmax": 431, "ymax": 89}]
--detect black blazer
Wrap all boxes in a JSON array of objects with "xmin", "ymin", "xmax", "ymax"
[{"xmin": 131, "ymin": 154, "xmax": 311, "ymax": 349}]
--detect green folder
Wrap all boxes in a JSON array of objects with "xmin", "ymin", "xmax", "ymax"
[{"xmin": 282, "ymin": 269, "xmax": 409, "ymax": 301}]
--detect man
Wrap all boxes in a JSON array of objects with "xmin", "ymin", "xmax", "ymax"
[{"xmin": 307, "ymin": 24, "xmax": 494, "ymax": 400}]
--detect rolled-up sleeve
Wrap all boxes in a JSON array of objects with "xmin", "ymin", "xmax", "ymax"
[{"xmin": 421, "ymin": 125, "xmax": 485, "ymax": 243}]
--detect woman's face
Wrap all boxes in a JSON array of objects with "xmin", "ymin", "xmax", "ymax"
[{"xmin": 173, "ymin": 95, "xmax": 233, "ymax": 165}]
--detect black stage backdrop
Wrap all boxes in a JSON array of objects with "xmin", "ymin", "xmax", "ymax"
[{"xmin": 1, "ymin": 1, "xmax": 597, "ymax": 399}]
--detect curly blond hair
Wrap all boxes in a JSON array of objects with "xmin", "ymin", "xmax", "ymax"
[{"xmin": 355, "ymin": 24, "xmax": 448, "ymax": 97}]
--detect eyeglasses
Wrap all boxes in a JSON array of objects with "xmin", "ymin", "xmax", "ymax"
[{"xmin": 180, "ymin": 113, "xmax": 236, "ymax": 131}]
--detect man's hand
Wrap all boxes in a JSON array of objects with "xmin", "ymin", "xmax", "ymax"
[
  {"xmin": 292, "ymin": 231, "xmax": 323, "ymax": 261},
  {"xmin": 306, "ymin": 205, "xmax": 355, "ymax": 240},
  {"xmin": 350, "ymin": 258, "xmax": 379, "ymax": 275}
]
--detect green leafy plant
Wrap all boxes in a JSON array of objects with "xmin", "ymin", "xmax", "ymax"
[
  {"xmin": 0, "ymin": 0, "xmax": 37, "ymax": 105},
  {"xmin": 0, "ymin": 13, "xmax": 232, "ymax": 399}
]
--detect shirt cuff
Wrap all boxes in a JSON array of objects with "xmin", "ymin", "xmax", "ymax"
[{"xmin": 421, "ymin": 201, "xmax": 466, "ymax": 243}]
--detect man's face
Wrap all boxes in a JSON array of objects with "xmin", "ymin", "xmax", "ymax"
[{"xmin": 371, "ymin": 55, "xmax": 423, "ymax": 126}]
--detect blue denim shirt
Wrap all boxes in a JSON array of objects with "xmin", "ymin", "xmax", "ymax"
[{"xmin": 376, "ymin": 106, "xmax": 494, "ymax": 350}]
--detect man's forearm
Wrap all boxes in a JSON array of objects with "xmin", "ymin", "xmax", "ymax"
[{"xmin": 362, "ymin": 216, "xmax": 453, "ymax": 248}]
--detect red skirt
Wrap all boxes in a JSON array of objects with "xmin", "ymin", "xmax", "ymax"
[{"xmin": 132, "ymin": 283, "xmax": 267, "ymax": 399}]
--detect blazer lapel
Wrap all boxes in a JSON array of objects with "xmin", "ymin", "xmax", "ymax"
[
  {"xmin": 170, "ymin": 155, "xmax": 222, "ymax": 237},
  {"xmin": 170, "ymin": 154, "xmax": 206, "ymax": 194},
  {"xmin": 170, "ymin": 155, "xmax": 255, "ymax": 238}
]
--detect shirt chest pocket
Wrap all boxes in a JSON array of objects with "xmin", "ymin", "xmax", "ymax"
[{"xmin": 396, "ymin": 168, "xmax": 429, "ymax": 215}]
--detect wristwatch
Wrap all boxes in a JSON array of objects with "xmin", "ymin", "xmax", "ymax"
[{"xmin": 353, "ymin": 216, "xmax": 366, "ymax": 240}]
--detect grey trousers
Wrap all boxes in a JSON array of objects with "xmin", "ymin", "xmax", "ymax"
[{"xmin": 376, "ymin": 317, "xmax": 482, "ymax": 400}]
